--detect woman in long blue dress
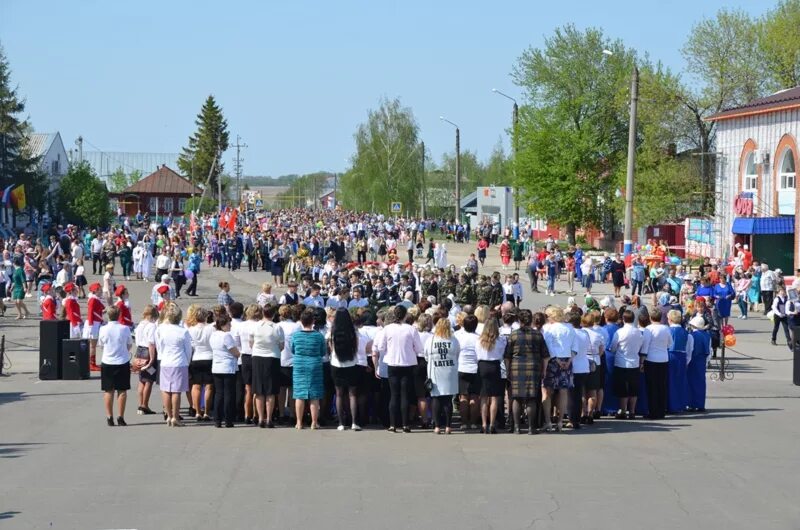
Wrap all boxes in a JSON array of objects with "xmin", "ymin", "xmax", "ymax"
[
  {"xmin": 666, "ymin": 310, "xmax": 690, "ymax": 413},
  {"xmin": 687, "ymin": 316, "xmax": 711, "ymax": 411},
  {"xmin": 601, "ymin": 310, "xmax": 621, "ymax": 415},
  {"xmin": 748, "ymin": 268, "xmax": 761, "ymax": 312},
  {"xmin": 291, "ymin": 308, "xmax": 326, "ymax": 429},
  {"xmin": 712, "ymin": 276, "xmax": 736, "ymax": 326}
]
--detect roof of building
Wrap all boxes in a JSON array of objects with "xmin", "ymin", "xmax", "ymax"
[
  {"xmin": 707, "ymin": 87, "xmax": 800, "ymax": 121},
  {"xmin": 121, "ymin": 165, "xmax": 203, "ymax": 195},
  {"xmin": 25, "ymin": 133, "xmax": 59, "ymax": 158}
]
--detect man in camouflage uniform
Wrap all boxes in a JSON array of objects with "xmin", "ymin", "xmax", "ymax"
[
  {"xmin": 438, "ymin": 275, "xmax": 457, "ymax": 305},
  {"xmin": 476, "ymin": 275, "xmax": 493, "ymax": 307},
  {"xmin": 489, "ymin": 272, "xmax": 504, "ymax": 309},
  {"xmin": 455, "ymin": 273, "xmax": 476, "ymax": 307}
]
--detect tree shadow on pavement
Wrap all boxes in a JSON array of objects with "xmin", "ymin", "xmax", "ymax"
[
  {"xmin": 0, "ymin": 442, "xmax": 46, "ymax": 459},
  {"xmin": 0, "ymin": 511, "xmax": 21, "ymax": 520}
]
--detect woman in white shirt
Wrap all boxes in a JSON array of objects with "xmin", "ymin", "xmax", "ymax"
[
  {"xmin": 251, "ymin": 304, "xmax": 285, "ymax": 428},
  {"xmin": 328, "ymin": 308, "xmax": 361, "ymax": 431},
  {"xmin": 454, "ymin": 314, "xmax": 480, "ymax": 431},
  {"xmin": 98, "ymin": 305, "xmax": 133, "ymax": 427},
  {"xmin": 133, "ymin": 305, "xmax": 158, "ymax": 415},
  {"xmin": 210, "ymin": 312, "xmax": 241, "ymax": 428},
  {"xmin": 642, "ymin": 308, "xmax": 673, "ymax": 420},
  {"xmin": 542, "ymin": 306, "xmax": 575, "ymax": 432},
  {"xmin": 155, "ymin": 303, "xmax": 193, "ymax": 427},
  {"xmin": 424, "ymin": 316, "xmax": 460, "ymax": 434},
  {"xmin": 475, "ymin": 317, "xmax": 508, "ymax": 434},
  {"xmin": 567, "ymin": 312, "xmax": 591, "ymax": 430},
  {"xmin": 187, "ymin": 305, "xmax": 214, "ymax": 422},
  {"xmin": 414, "ymin": 313, "xmax": 433, "ymax": 429}
]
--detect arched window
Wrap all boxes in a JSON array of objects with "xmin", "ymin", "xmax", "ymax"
[
  {"xmin": 744, "ymin": 152, "xmax": 758, "ymax": 190},
  {"xmin": 779, "ymin": 149, "xmax": 796, "ymax": 190}
]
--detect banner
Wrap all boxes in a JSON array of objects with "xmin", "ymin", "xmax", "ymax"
[
  {"xmin": 1, "ymin": 184, "xmax": 13, "ymax": 206},
  {"xmin": 10, "ymin": 185, "xmax": 26, "ymax": 210}
]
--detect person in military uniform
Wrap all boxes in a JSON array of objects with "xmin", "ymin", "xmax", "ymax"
[
  {"xmin": 438, "ymin": 275, "xmax": 457, "ymax": 305},
  {"xmin": 455, "ymin": 273, "xmax": 476, "ymax": 307},
  {"xmin": 476, "ymin": 275, "xmax": 493, "ymax": 307},
  {"xmin": 489, "ymin": 272, "xmax": 504, "ymax": 308}
]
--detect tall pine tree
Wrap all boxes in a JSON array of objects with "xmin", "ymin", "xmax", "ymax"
[
  {"xmin": 177, "ymin": 95, "xmax": 229, "ymax": 198},
  {"xmin": 0, "ymin": 45, "xmax": 41, "ymax": 217}
]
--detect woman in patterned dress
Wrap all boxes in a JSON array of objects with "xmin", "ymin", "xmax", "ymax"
[{"xmin": 505, "ymin": 310, "xmax": 550, "ymax": 434}]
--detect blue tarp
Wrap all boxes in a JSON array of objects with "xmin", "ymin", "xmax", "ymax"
[{"xmin": 732, "ymin": 216, "xmax": 795, "ymax": 235}]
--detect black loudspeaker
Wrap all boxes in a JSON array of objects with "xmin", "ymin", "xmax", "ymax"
[
  {"xmin": 793, "ymin": 327, "xmax": 800, "ymax": 386},
  {"xmin": 61, "ymin": 339, "xmax": 90, "ymax": 380},
  {"xmin": 39, "ymin": 320, "xmax": 70, "ymax": 380}
]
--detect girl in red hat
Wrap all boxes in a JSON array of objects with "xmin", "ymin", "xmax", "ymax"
[
  {"xmin": 86, "ymin": 283, "xmax": 106, "ymax": 371},
  {"xmin": 63, "ymin": 283, "xmax": 83, "ymax": 339},
  {"xmin": 40, "ymin": 283, "xmax": 57, "ymax": 320},
  {"xmin": 114, "ymin": 285, "xmax": 133, "ymax": 330}
]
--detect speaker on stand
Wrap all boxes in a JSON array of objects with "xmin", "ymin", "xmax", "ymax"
[{"xmin": 39, "ymin": 320, "xmax": 70, "ymax": 380}]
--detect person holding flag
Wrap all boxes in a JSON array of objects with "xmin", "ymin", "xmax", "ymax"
[{"xmin": 86, "ymin": 282, "xmax": 106, "ymax": 371}]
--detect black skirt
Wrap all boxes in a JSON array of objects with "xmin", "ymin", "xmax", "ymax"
[
  {"xmin": 478, "ymin": 360, "xmax": 503, "ymax": 397},
  {"xmin": 241, "ymin": 354, "xmax": 253, "ymax": 386},
  {"xmin": 331, "ymin": 364, "xmax": 361, "ymax": 388},
  {"xmin": 414, "ymin": 357, "xmax": 429, "ymax": 398},
  {"xmin": 101, "ymin": 362, "xmax": 131, "ymax": 392},
  {"xmin": 586, "ymin": 363, "xmax": 603, "ymax": 390},
  {"xmin": 189, "ymin": 359, "xmax": 214, "ymax": 386},
  {"xmin": 280, "ymin": 366, "xmax": 293, "ymax": 387},
  {"xmin": 614, "ymin": 366, "xmax": 640, "ymax": 398},
  {"xmin": 252, "ymin": 356, "xmax": 280, "ymax": 396},
  {"xmin": 458, "ymin": 371, "xmax": 480, "ymax": 396}
]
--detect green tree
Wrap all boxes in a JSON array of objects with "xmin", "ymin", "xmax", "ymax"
[
  {"xmin": 57, "ymin": 161, "xmax": 112, "ymax": 227},
  {"xmin": 177, "ymin": 95, "xmax": 230, "ymax": 197},
  {"xmin": 184, "ymin": 196, "xmax": 216, "ymax": 215},
  {"xmin": 0, "ymin": 45, "xmax": 40, "ymax": 219},
  {"xmin": 485, "ymin": 141, "xmax": 510, "ymax": 186},
  {"xmin": 107, "ymin": 167, "xmax": 143, "ymax": 192},
  {"xmin": 512, "ymin": 25, "xmax": 633, "ymax": 243},
  {"xmin": 760, "ymin": 0, "xmax": 800, "ymax": 89},
  {"xmin": 440, "ymin": 149, "xmax": 488, "ymax": 192},
  {"xmin": 341, "ymin": 97, "xmax": 422, "ymax": 214}
]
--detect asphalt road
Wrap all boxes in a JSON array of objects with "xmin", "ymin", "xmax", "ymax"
[{"xmin": 1, "ymin": 242, "xmax": 799, "ymax": 530}]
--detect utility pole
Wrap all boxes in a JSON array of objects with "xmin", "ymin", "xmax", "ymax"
[
  {"xmin": 420, "ymin": 141, "xmax": 426, "ymax": 219},
  {"xmin": 76, "ymin": 136, "xmax": 83, "ymax": 163},
  {"xmin": 455, "ymin": 128, "xmax": 461, "ymax": 223},
  {"xmin": 232, "ymin": 135, "xmax": 247, "ymax": 206},
  {"xmin": 623, "ymin": 65, "xmax": 639, "ymax": 257},
  {"xmin": 512, "ymin": 101, "xmax": 519, "ymax": 227}
]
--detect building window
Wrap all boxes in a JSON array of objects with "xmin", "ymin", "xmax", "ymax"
[
  {"xmin": 149, "ymin": 197, "xmax": 158, "ymax": 212},
  {"xmin": 164, "ymin": 197, "xmax": 174, "ymax": 212},
  {"xmin": 178, "ymin": 198, "xmax": 187, "ymax": 212},
  {"xmin": 744, "ymin": 152, "xmax": 757, "ymax": 191},
  {"xmin": 779, "ymin": 149, "xmax": 796, "ymax": 190}
]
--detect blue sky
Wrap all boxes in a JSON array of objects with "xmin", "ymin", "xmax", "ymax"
[{"xmin": 1, "ymin": 0, "xmax": 773, "ymax": 177}]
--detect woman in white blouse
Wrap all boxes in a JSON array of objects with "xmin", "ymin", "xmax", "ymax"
[
  {"xmin": 186, "ymin": 305, "xmax": 214, "ymax": 422},
  {"xmin": 475, "ymin": 317, "xmax": 508, "ymax": 434},
  {"xmin": 210, "ymin": 311, "xmax": 241, "ymax": 428},
  {"xmin": 250, "ymin": 304, "xmax": 285, "ymax": 428},
  {"xmin": 155, "ymin": 303, "xmax": 193, "ymax": 427},
  {"xmin": 133, "ymin": 305, "xmax": 158, "ymax": 415}
]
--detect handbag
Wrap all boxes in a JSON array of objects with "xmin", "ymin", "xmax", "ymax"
[{"xmin": 423, "ymin": 337, "xmax": 434, "ymax": 392}]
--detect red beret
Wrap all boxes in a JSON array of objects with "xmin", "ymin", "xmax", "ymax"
[
  {"xmin": 114, "ymin": 285, "xmax": 126, "ymax": 297},
  {"xmin": 64, "ymin": 283, "xmax": 75, "ymax": 293},
  {"xmin": 157, "ymin": 285, "xmax": 170, "ymax": 295},
  {"xmin": 88, "ymin": 282, "xmax": 102, "ymax": 293}
]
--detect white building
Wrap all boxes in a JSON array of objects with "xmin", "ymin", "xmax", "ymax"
[
  {"xmin": 26, "ymin": 132, "xmax": 69, "ymax": 193},
  {"xmin": 709, "ymin": 88, "xmax": 800, "ymax": 272}
]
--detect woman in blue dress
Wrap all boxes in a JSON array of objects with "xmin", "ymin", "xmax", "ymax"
[
  {"xmin": 687, "ymin": 315, "xmax": 711, "ymax": 411},
  {"xmin": 291, "ymin": 308, "xmax": 326, "ymax": 429},
  {"xmin": 712, "ymin": 275, "xmax": 736, "ymax": 326},
  {"xmin": 601, "ymin": 308, "xmax": 621, "ymax": 415},
  {"xmin": 748, "ymin": 267, "xmax": 761, "ymax": 312},
  {"xmin": 666, "ymin": 310, "xmax": 690, "ymax": 413}
]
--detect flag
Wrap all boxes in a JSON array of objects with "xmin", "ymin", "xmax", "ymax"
[
  {"xmin": 1, "ymin": 184, "xmax": 13, "ymax": 205},
  {"xmin": 227, "ymin": 208, "xmax": 238, "ymax": 232},
  {"xmin": 10, "ymin": 185, "xmax": 26, "ymax": 210}
]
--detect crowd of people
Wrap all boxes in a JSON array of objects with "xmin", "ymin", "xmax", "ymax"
[{"xmin": 0, "ymin": 207, "xmax": 757, "ymax": 432}]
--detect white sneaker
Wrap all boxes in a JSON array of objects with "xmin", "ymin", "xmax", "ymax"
[
  {"xmin": 351, "ymin": 424, "xmax": 362, "ymax": 431},
  {"xmin": 741, "ymin": 315, "xmax": 747, "ymax": 320},
  {"xmin": 337, "ymin": 425, "xmax": 345, "ymax": 431}
]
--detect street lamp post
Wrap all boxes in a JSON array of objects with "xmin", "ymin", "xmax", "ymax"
[
  {"xmin": 604, "ymin": 49, "xmax": 638, "ymax": 256},
  {"xmin": 492, "ymin": 89, "xmax": 520, "ymax": 229},
  {"xmin": 440, "ymin": 117, "xmax": 460, "ymax": 223}
]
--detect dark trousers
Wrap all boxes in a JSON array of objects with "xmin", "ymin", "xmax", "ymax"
[
  {"xmin": 213, "ymin": 373, "xmax": 237, "ymax": 425},
  {"xmin": 631, "ymin": 280, "xmax": 644, "ymax": 296},
  {"xmin": 431, "ymin": 395, "xmax": 453, "ymax": 428},
  {"xmin": 357, "ymin": 251, "xmax": 366, "ymax": 264},
  {"xmin": 644, "ymin": 361, "xmax": 668, "ymax": 419},
  {"xmin": 772, "ymin": 316, "xmax": 791, "ymax": 345},
  {"xmin": 762, "ymin": 291, "xmax": 774, "ymax": 315},
  {"xmin": 387, "ymin": 365, "xmax": 415, "ymax": 428},
  {"xmin": 186, "ymin": 272, "xmax": 198, "ymax": 296},
  {"xmin": 570, "ymin": 373, "xmax": 589, "ymax": 421},
  {"xmin": 92, "ymin": 253, "xmax": 102, "ymax": 275}
]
